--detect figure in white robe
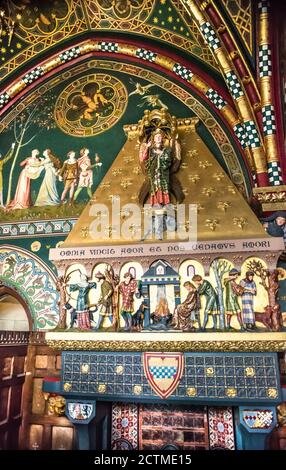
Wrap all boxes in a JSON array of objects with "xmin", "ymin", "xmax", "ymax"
[{"xmin": 35, "ymin": 149, "xmax": 61, "ymax": 206}]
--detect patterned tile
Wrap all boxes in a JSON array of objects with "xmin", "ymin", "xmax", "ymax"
[
  {"xmin": 208, "ymin": 407, "xmax": 235, "ymax": 450},
  {"xmin": 61, "ymin": 352, "xmax": 280, "ymax": 403},
  {"xmin": 111, "ymin": 403, "xmax": 138, "ymax": 450}
]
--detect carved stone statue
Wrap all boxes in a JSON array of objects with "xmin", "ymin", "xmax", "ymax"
[{"xmin": 138, "ymin": 109, "xmax": 184, "ymax": 207}]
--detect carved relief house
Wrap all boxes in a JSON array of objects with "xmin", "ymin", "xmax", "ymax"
[{"xmin": 0, "ymin": 0, "xmax": 286, "ymax": 453}]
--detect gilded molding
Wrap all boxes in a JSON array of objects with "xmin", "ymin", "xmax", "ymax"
[{"xmin": 46, "ymin": 339, "xmax": 286, "ymax": 352}]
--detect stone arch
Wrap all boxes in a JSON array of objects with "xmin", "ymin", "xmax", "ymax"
[
  {"xmin": 0, "ymin": 284, "xmax": 32, "ymax": 330},
  {"xmin": 0, "ymin": 245, "xmax": 59, "ymax": 331}
]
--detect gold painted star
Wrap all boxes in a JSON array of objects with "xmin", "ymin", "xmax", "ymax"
[
  {"xmin": 153, "ymin": 17, "xmax": 158, "ymax": 24},
  {"xmin": 160, "ymin": 0, "xmax": 166, "ymax": 4},
  {"xmin": 1, "ymin": 47, "xmax": 6, "ymax": 53},
  {"xmin": 16, "ymin": 43, "xmax": 22, "ymax": 49},
  {"xmin": 168, "ymin": 16, "xmax": 173, "ymax": 23}
]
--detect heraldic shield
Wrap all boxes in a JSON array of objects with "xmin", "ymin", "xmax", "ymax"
[{"xmin": 143, "ymin": 352, "xmax": 184, "ymax": 399}]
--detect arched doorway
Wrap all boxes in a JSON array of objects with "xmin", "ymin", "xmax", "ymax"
[{"xmin": 0, "ymin": 286, "xmax": 31, "ymax": 331}]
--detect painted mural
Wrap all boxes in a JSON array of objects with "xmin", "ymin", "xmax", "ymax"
[{"xmin": 0, "ymin": 61, "xmax": 249, "ymax": 226}]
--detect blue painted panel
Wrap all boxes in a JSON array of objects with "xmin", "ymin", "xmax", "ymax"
[{"xmin": 61, "ymin": 351, "xmax": 281, "ymax": 404}]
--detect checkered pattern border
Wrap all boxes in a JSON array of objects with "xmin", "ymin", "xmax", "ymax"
[
  {"xmin": 0, "ymin": 92, "xmax": 10, "ymax": 109},
  {"xmin": 22, "ymin": 67, "xmax": 44, "ymax": 85},
  {"xmin": 149, "ymin": 366, "xmax": 177, "ymax": 379},
  {"xmin": 206, "ymin": 88, "xmax": 226, "ymax": 110},
  {"xmin": 98, "ymin": 42, "xmax": 119, "ymax": 52},
  {"xmin": 59, "ymin": 46, "xmax": 81, "ymax": 63},
  {"xmin": 136, "ymin": 48, "xmax": 157, "ymax": 62},
  {"xmin": 252, "ymin": 172, "xmax": 258, "ymax": 188},
  {"xmin": 233, "ymin": 123, "xmax": 247, "ymax": 148},
  {"xmin": 225, "ymin": 71, "xmax": 243, "ymax": 99},
  {"xmin": 258, "ymin": 1, "xmax": 269, "ymax": 14},
  {"xmin": 200, "ymin": 22, "xmax": 221, "ymax": 50},
  {"xmin": 268, "ymin": 162, "xmax": 283, "ymax": 186},
  {"xmin": 262, "ymin": 104, "xmax": 276, "ymax": 135},
  {"xmin": 173, "ymin": 63, "xmax": 193, "ymax": 81},
  {"xmin": 259, "ymin": 45, "xmax": 272, "ymax": 77},
  {"xmin": 244, "ymin": 120, "xmax": 261, "ymax": 148}
]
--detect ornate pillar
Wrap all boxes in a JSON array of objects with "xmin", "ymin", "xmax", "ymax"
[{"xmin": 258, "ymin": 1, "xmax": 283, "ymax": 185}]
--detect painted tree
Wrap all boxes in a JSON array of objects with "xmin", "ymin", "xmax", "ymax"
[
  {"xmin": 246, "ymin": 259, "xmax": 278, "ymax": 307},
  {"xmin": 5, "ymin": 92, "xmax": 56, "ymax": 206},
  {"xmin": 211, "ymin": 258, "xmax": 231, "ymax": 329}
]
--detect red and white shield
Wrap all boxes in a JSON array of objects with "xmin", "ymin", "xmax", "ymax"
[{"xmin": 143, "ymin": 352, "xmax": 184, "ymax": 399}]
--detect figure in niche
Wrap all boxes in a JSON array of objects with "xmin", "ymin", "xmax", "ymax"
[
  {"xmin": 224, "ymin": 268, "xmax": 245, "ymax": 331},
  {"xmin": 0, "ymin": 142, "xmax": 15, "ymax": 207},
  {"xmin": 138, "ymin": 109, "xmax": 184, "ymax": 240},
  {"xmin": 139, "ymin": 128, "xmax": 183, "ymax": 207},
  {"xmin": 68, "ymin": 273, "xmax": 97, "ymax": 330},
  {"xmin": 262, "ymin": 211, "xmax": 286, "ymax": 246},
  {"xmin": 239, "ymin": 271, "xmax": 257, "ymax": 330},
  {"xmin": 94, "ymin": 271, "xmax": 114, "ymax": 330},
  {"xmin": 59, "ymin": 151, "xmax": 79, "ymax": 203},
  {"xmin": 172, "ymin": 281, "xmax": 201, "ymax": 332},
  {"xmin": 34, "ymin": 149, "xmax": 62, "ymax": 206},
  {"xmin": 192, "ymin": 275, "xmax": 219, "ymax": 330},
  {"xmin": 6, "ymin": 149, "xmax": 43, "ymax": 210},
  {"xmin": 118, "ymin": 272, "xmax": 139, "ymax": 331}
]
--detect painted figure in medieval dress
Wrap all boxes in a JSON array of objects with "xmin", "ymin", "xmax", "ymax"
[
  {"xmin": 262, "ymin": 211, "xmax": 286, "ymax": 247},
  {"xmin": 139, "ymin": 129, "xmax": 173, "ymax": 206},
  {"xmin": 68, "ymin": 273, "xmax": 97, "ymax": 330},
  {"xmin": 59, "ymin": 151, "xmax": 79, "ymax": 203},
  {"xmin": 74, "ymin": 148, "xmax": 93, "ymax": 201},
  {"xmin": 7, "ymin": 149, "xmax": 43, "ymax": 210},
  {"xmin": 239, "ymin": 270, "xmax": 257, "ymax": 330},
  {"xmin": 192, "ymin": 275, "xmax": 219, "ymax": 330},
  {"xmin": 0, "ymin": 142, "xmax": 15, "ymax": 207},
  {"xmin": 118, "ymin": 272, "xmax": 139, "ymax": 331},
  {"xmin": 34, "ymin": 149, "xmax": 62, "ymax": 206},
  {"xmin": 172, "ymin": 281, "xmax": 201, "ymax": 332},
  {"xmin": 94, "ymin": 271, "xmax": 114, "ymax": 330},
  {"xmin": 224, "ymin": 268, "xmax": 245, "ymax": 330}
]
